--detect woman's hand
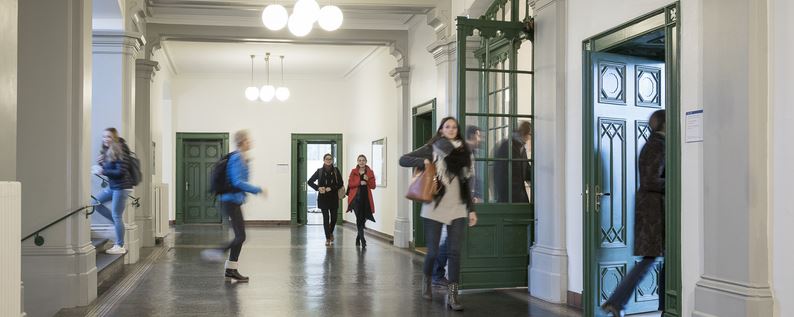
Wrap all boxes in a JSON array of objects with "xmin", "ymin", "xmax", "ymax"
[
  {"xmin": 325, "ymin": 187, "xmax": 332, "ymax": 193},
  {"xmin": 468, "ymin": 212, "xmax": 478, "ymax": 227},
  {"xmin": 360, "ymin": 180, "xmax": 367, "ymax": 186},
  {"xmin": 319, "ymin": 187, "xmax": 326, "ymax": 194},
  {"xmin": 424, "ymin": 158, "xmax": 431, "ymax": 165}
]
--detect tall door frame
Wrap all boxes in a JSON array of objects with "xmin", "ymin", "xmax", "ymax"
[
  {"xmin": 582, "ymin": 4, "xmax": 681, "ymax": 317},
  {"xmin": 410, "ymin": 99, "xmax": 436, "ymax": 249},
  {"xmin": 175, "ymin": 132, "xmax": 229, "ymax": 225},
  {"xmin": 290, "ymin": 133, "xmax": 344, "ymax": 225}
]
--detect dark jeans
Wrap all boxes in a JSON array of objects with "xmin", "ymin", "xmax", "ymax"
[
  {"xmin": 604, "ymin": 256, "xmax": 665, "ymax": 311},
  {"xmin": 322, "ymin": 208, "xmax": 338, "ymax": 239},
  {"xmin": 433, "ymin": 227, "xmax": 448, "ymax": 281},
  {"xmin": 423, "ymin": 218, "xmax": 465, "ymax": 283},
  {"xmin": 221, "ymin": 202, "xmax": 246, "ymax": 262}
]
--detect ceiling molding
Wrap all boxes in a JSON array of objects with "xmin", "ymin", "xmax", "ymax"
[{"xmin": 343, "ymin": 46, "xmax": 381, "ymax": 78}]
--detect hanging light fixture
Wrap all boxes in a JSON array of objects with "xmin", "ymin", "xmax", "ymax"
[
  {"xmin": 262, "ymin": 1, "xmax": 289, "ymax": 31},
  {"xmin": 276, "ymin": 55, "xmax": 290, "ymax": 101},
  {"xmin": 318, "ymin": 1, "xmax": 343, "ymax": 31},
  {"xmin": 244, "ymin": 55, "xmax": 259, "ymax": 101},
  {"xmin": 263, "ymin": 0, "xmax": 343, "ymax": 36},
  {"xmin": 259, "ymin": 53, "xmax": 276, "ymax": 102}
]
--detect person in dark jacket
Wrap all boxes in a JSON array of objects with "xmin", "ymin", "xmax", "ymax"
[
  {"xmin": 400, "ymin": 116, "xmax": 478, "ymax": 311},
  {"xmin": 201, "ymin": 129, "xmax": 264, "ymax": 282},
  {"xmin": 493, "ymin": 121, "xmax": 532, "ymax": 203},
  {"xmin": 602, "ymin": 110, "xmax": 666, "ymax": 317},
  {"xmin": 308, "ymin": 154, "xmax": 344, "ymax": 246},
  {"xmin": 346, "ymin": 154, "xmax": 376, "ymax": 248},
  {"xmin": 93, "ymin": 127, "xmax": 133, "ymax": 255}
]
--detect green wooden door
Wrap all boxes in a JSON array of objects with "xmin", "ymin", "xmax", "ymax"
[
  {"xmin": 295, "ymin": 139, "xmax": 308, "ymax": 225},
  {"xmin": 412, "ymin": 103, "xmax": 435, "ymax": 248},
  {"xmin": 590, "ymin": 52, "xmax": 664, "ymax": 315},
  {"xmin": 456, "ymin": 6, "xmax": 534, "ymax": 289},
  {"xmin": 183, "ymin": 140, "xmax": 224, "ymax": 223}
]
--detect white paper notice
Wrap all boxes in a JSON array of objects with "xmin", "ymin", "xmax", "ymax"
[{"xmin": 685, "ymin": 109, "xmax": 703, "ymax": 143}]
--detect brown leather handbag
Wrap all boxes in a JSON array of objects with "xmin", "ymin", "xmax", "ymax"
[{"xmin": 406, "ymin": 162, "xmax": 438, "ymax": 203}]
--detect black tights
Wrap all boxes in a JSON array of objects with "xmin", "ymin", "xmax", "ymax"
[
  {"xmin": 321, "ymin": 208, "xmax": 338, "ymax": 239},
  {"xmin": 222, "ymin": 202, "xmax": 246, "ymax": 262}
]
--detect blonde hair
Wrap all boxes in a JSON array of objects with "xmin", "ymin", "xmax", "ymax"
[
  {"xmin": 103, "ymin": 128, "xmax": 123, "ymax": 162},
  {"xmin": 234, "ymin": 130, "xmax": 250, "ymax": 147}
]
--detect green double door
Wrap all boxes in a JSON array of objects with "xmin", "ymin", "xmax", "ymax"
[
  {"xmin": 589, "ymin": 52, "xmax": 665, "ymax": 315},
  {"xmin": 183, "ymin": 139, "xmax": 225, "ymax": 223}
]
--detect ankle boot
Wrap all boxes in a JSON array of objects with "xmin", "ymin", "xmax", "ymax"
[
  {"xmin": 421, "ymin": 275, "xmax": 432, "ymax": 300},
  {"xmin": 446, "ymin": 283, "xmax": 463, "ymax": 311},
  {"xmin": 225, "ymin": 269, "xmax": 249, "ymax": 282},
  {"xmin": 361, "ymin": 237, "xmax": 367, "ymax": 248},
  {"xmin": 355, "ymin": 237, "xmax": 361, "ymax": 246}
]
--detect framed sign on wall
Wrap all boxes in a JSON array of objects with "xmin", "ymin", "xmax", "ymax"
[{"xmin": 371, "ymin": 138, "xmax": 386, "ymax": 187}]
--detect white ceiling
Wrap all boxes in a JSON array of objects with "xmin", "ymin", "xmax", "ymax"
[{"xmin": 163, "ymin": 41, "xmax": 382, "ymax": 78}]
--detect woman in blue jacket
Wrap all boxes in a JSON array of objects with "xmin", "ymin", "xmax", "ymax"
[
  {"xmin": 93, "ymin": 127, "xmax": 133, "ymax": 255},
  {"xmin": 216, "ymin": 130, "xmax": 263, "ymax": 282}
]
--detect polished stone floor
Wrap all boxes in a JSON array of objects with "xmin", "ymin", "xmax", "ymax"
[{"xmin": 60, "ymin": 224, "xmax": 584, "ymax": 317}]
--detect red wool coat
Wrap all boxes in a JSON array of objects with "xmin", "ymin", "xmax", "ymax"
[{"xmin": 347, "ymin": 166, "xmax": 376, "ymax": 213}]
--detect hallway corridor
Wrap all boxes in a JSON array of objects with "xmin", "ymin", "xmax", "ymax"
[{"xmin": 57, "ymin": 225, "xmax": 581, "ymax": 317}]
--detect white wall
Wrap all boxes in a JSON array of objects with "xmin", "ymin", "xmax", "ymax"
[
  {"xmin": 0, "ymin": 0, "xmax": 17, "ymax": 181},
  {"xmin": 771, "ymin": 0, "xmax": 794, "ymax": 315},
  {"xmin": 173, "ymin": 73, "xmax": 352, "ymax": 221},
  {"xmin": 151, "ymin": 49, "xmax": 175, "ymax": 220},
  {"xmin": 408, "ymin": 19, "xmax": 437, "ymax": 107},
  {"xmin": 343, "ymin": 47, "xmax": 399, "ymax": 236}
]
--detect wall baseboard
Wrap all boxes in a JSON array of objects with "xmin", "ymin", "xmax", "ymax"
[
  {"xmin": 567, "ymin": 291, "xmax": 583, "ymax": 310},
  {"xmin": 342, "ymin": 220, "xmax": 394, "ymax": 243},
  {"xmin": 245, "ymin": 220, "xmax": 292, "ymax": 226}
]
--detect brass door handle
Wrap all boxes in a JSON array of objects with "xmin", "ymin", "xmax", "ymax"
[{"xmin": 595, "ymin": 185, "xmax": 611, "ymax": 211}]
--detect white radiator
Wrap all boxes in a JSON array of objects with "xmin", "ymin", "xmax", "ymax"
[
  {"xmin": 0, "ymin": 182, "xmax": 22, "ymax": 316},
  {"xmin": 154, "ymin": 183, "xmax": 170, "ymax": 239}
]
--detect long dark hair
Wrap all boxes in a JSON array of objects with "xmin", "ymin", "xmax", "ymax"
[
  {"xmin": 427, "ymin": 116, "xmax": 463, "ymax": 146},
  {"xmin": 649, "ymin": 110, "xmax": 666, "ymax": 132}
]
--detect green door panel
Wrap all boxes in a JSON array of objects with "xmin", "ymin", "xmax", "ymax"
[
  {"xmin": 183, "ymin": 140, "xmax": 224, "ymax": 224},
  {"xmin": 591, "ymin": 52, "xmax": 664, "ymax": 315},
  {"xmin": 412, "ymin": 106, "xmax": 434, "ymax": 248}
]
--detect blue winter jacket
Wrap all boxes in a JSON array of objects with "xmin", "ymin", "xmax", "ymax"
[{"xmin": 219, "ymin": 152, "xmax": 261, "ymax": 205}]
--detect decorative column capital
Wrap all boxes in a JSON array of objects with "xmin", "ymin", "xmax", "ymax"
[
  {"xmin": 427, "ymin": 35, "xmax": 457, "ymax": 66},
  {"xmin": 135, "ymin": 59, "xmax": 160, "ymax": 82},
  {"xmin": 389, "ymin": 67, "xmax": 410, "ymax": 88},
  {"xmin": 92, "ymin": 31, "xmax": 144, "ymax": 57}
]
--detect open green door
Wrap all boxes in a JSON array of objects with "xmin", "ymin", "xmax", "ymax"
[{"xmin": 456, "ymin": 0, "xmax": 534, "ymax": 289}]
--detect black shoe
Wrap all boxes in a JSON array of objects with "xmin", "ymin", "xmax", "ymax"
[
  {"xmin": 361, "ymin": 238, "xmax": 367, "ymax": 248},
  {"xmin": 600, "ymin": 303, "xmax": 625, "ymax": 317},
  {"xmin": 355, "ymin": 237, "xmax": 361, "ymax": 246},
  {"xmin": 225, "ymin": 269, "xmax": 249, "ymax": 282}
]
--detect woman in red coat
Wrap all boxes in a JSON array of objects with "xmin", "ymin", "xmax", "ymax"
[{"xmin": 347, "ymin": 154, "xmax": 376, "ymax": 247}]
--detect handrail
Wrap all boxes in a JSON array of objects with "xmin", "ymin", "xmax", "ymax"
[
  {"xmin": 21, "ymin": 202, "xmax": 101, "ymax": 246},
  {"xmin": 94, "ymin": 174, "xmax": 141, "ymax": 207}
]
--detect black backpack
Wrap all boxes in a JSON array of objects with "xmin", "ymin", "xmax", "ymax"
[
  {"xmin": 127, "ymin": 152, "xmax": 142, "ymax": 186},
  {"xmin": 209, "ymin": 151, "xmax": 238, "ymax": 196}
]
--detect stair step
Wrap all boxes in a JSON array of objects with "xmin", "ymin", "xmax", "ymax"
[
  {"xmin": 96, "ymin": 252, "xmax": 125, "ymax": 295},
  {"xmin": 91, "ymin": 238, "xmax": 110, "ymax": 251}
]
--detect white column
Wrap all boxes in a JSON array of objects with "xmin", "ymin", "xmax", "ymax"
[
  {"xmin": 528, "ymin": 0, "xmax": 569, "ymax": 303},
  {"xmin": 0, "ymin": 0, "xmax": 17, "ymax": 181},
  {"xmin": 135, "ymin": 59, "xmax": 160, "ymax": 249},
  {"xmin": 693, "ymin": 0, "xmax": 774, "ymax": 315},
  {"xmin": 91, "ymin": 31, "xmax": 144, "ymax": 263},
  {"xmin": 18, "ymin": 1, "xmax": 96, "ymax": 316},
  {"xmin": 0, "ymin": 183, "xmax": 22, "ymax": 317},
  {"xmin": 390, "ymin": 64, "xmax": 411, "ymax": 248}
]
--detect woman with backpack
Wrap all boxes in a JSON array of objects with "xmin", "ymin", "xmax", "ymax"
[
  {"xmin": 92, "ymin": 127, "xmax": 133, "ymax": 255},
  {"xmin": 308, "ymin": 153, "xmax": 344, "ymax": 246},
  {"xmin": 346, "ymin": 154, "xmax": 376, "ymax": 248}
]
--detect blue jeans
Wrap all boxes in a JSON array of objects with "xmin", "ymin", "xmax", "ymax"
[
  {"xmin": 432, "ymin": 226, "xmax": 448, "ymax": 282},
  {"xmin": 95, "ymin": 189, "xmax": 129, "ymax": 246},
  {"xmin": 423, "ymin": 218, "xmax": 465, "ymax": 283}
]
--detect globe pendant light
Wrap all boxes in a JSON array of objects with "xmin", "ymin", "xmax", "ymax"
[
  {"xmin": 276, "ymin": 55, "xmax": 290, "ymax": 101},
  {"xmin": 318, "ymin": 4, "xmax": 343, "ymax": 31},
  {"xmin": 288, "ymin": 12, "xmax": 313, "ymax": 37},
  {"xmin": 293, "ymin": 0, "xmax": 320, "ymax": 21},
  {"xmin": 259, "ymin": 53, "xmax": 276, "ymax": 102},
  {"xmin": 244, "ymin": 55, "xmax": 259, "ymax": 101},
  {"xmin": 262, "ymin": 2, "xmax": 288, "ymax": 31}
]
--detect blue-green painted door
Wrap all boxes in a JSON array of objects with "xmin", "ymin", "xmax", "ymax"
[
  {"xmin": 183, "ymin": 140, "xmax": 223, "ymax": 223},
  {"xmin": 591, "ymin": 52, "xmax": 664, "ymax": 315}
]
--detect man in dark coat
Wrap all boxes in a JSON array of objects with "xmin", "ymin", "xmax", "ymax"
[
  {"xmin": 493, "ymin": 121, "xmax": 532, "ymax": 203},
  {"xmin": 602, "ymin": 110, "xmax": 666, "ymax": 317}
]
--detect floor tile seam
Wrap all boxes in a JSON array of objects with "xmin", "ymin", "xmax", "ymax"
[{"xmin": 85, "ymin": 246, "xmax": 168, "ymax": 317}]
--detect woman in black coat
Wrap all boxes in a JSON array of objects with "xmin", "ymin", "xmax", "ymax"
[
  {"xmin": 602, "ymin": 110, "xmax": 666, "ymax": 316},
  {"xmin": 308, "ymin": 153, "xmax": 344, "ymax": 246}
]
